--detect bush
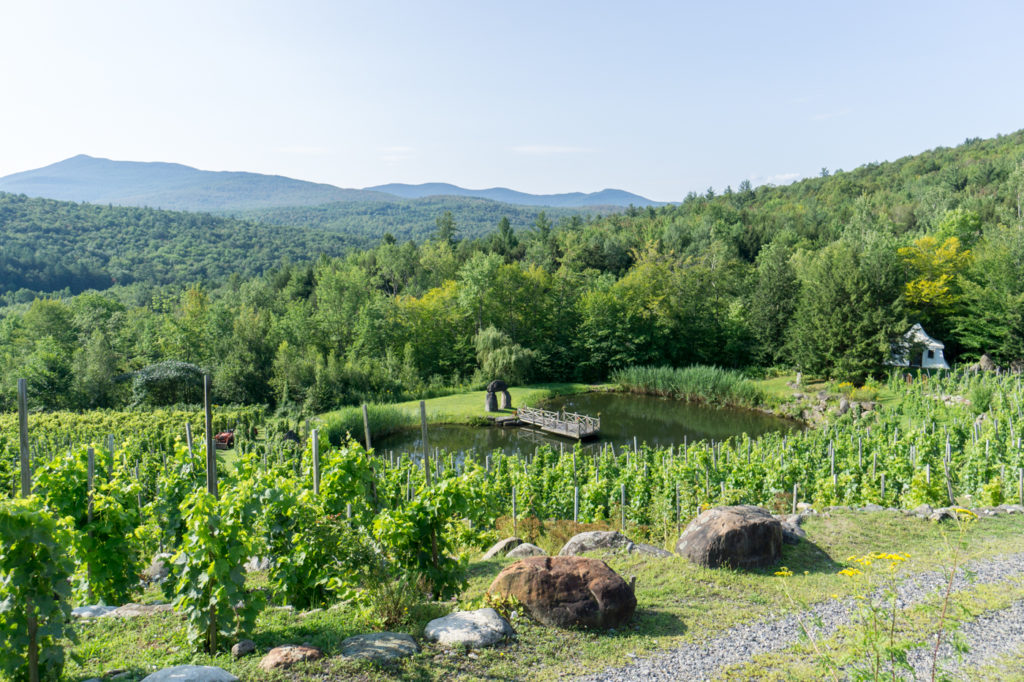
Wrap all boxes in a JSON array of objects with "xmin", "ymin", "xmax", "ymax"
[
  {"xmin": 171, "ymin": 489, "xmax": 263, "ymax": 653},
  {"xmin": 0, "ymin": 497, "xmax": 76, "ymax": 681},
  {"xmin": 132, "ymin": 361, "xmax": 204, "ymax": 406}
]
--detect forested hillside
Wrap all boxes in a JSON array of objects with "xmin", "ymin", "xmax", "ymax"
[
  {"xmin": 3, "ymin": 130, "xmax": 1024, "ymax": 412},
  {"xmin": 0, "ymin": 193, "xmax": 356, "ymax": 298},
  {"xmin": 235, "ymin": 198, "xmax": 598, "ymax": 243}
]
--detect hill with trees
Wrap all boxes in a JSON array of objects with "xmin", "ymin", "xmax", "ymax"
[
  {"xmin": 0, "ymin": 193, "xmax": 356, "ymax": 299},
  {"xmin": 2, "ymin": 129, "xmax": 1024, "ymax": 411}
]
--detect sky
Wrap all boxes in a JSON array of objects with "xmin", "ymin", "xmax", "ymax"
[{"xmin": 2, "ymin": 1, "xmax": 1024, "ymax": 202}]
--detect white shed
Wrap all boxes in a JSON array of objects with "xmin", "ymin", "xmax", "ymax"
[{"xmin": 889, "ymin": 323, "xmax": 950, "ymax": 370}]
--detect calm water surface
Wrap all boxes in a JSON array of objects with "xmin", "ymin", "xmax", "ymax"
[{"xmin": 375, "ymin": 392, "xmax": 798, "ymax": 458}]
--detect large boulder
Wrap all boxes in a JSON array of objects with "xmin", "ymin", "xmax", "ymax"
[
  {"xmin": 487, "ymin": 380, "xmax": 509, "ymax": 392},
  {"xmin": 424, "ymin": 607, "xmax": 515, "ymax": 648},
  {"xmin": 506, "ymin": 542, "xmax": 546, "ymax": 558},
  {"xmin": 487, "ymin": 556, "xmax": 636, "ymax": 629},
  {"xmin": 340, "ymin": 632, "xmax": 419, "ymax": 662},
  {"xmin": 141, "ymin": 666, "xmax": 238, "ymax": 682},
  {"xmin": 675, "ymin": 505, "xmax": 782, "ymax": 569},
  {"xmin": 558, "ymin": 530, "xmax": 633, "ymax": 556},
  {"xmin": 482, "ymin": 536, "xmax": 523, "ymax": 559}
]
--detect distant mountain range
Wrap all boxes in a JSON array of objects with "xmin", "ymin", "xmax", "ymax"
[
  {"xmin": 0, "ymin": 155, "xmax": 663, "ymax": 212},
  {"xmin": 365, "ymin": 182, "xmax": 662, "ymax": 208}
]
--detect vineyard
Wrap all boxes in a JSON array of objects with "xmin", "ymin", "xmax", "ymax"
[{"xmin": 2, "ymin": 368, "xmax": 1024, "ymax": 679}]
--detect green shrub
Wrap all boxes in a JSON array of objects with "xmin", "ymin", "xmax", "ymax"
[
  {"xmin": 980, "ymin": 477, "xmax": 1005, "ymax": 507},
  {"xmin": 171, "ymin": 489, "xmax": 263, "ymax": 653},
  {"xmin": 373, "ymin": 469, "xmax": 499, "ymax": 599},
  {"xmin": 903, "ymin": 469, "xmax": 947, "ymax": 508},
  {"xmin": 0, "ymin": 497, "xmax": 76, "ymax": 681}
]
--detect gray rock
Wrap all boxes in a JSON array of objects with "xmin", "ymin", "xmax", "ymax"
[
  {"xmin": 630, "ymin": 543, "xmax": 673, "ymax": 557},
  {"xmin": 107, "ymin": 603, "xmax": 174, "ymax": 618},
  {"xmin": 231, "ymin": 639, "xmax": 256, "ymax": 658},
  {"xmin": 676, "ymin": 505, "xmax": 781, "ymax": 569},
  {"xmin": 258, "ymin": 644, "xmax": 324, "ymax": 671},
  {"xmin": 796, "ymin": 502, "xmax": 814, "ymax": 512},
  {"xmin": 862, "ymin": 503, "xmax": 884, "ymax": 512},
  {"xmin": 558, "ymin": 530, "xmax": 633, "ymax": 556},
  {"xmin": 244, "ymin": 556, "xmax": 272, "ymax": 572},
  {"xmin": 929, "ymin": 508, "xmax": 957, "ymax": 522},
  {"xmin": 837, "ymin": 397, "xmax": 850, "ymax": 415},
  {"xmin": 141, "ymin": 665, "xmax": 239, "ymax": 682},
  {"xmin": 72, "ymin": 605, "xmax": 118, "ymax": 619},
  {"xmin": 424, "ymin": 607, "xmax": 515, "ymax": 648},
  {"xmin": 142, "ymin": 553, "xmax": 173, "ymax": 584},
  {"xmin": 482, "ymin": 536, "xmax": 523, "ymax": 559},
  {"xmin": 340, "ymin": 632, "xmax": 419, "ymax": 662},
  {"xmin": 779, "ymin": 521, "xmax": 806, "ymax": 545},
  {"xmin": 507, "ymin": 542, "xmax": 546, "ymax": 558},
  {"xmin": 912, "ymin": 504, "xmax": 933, "ymax": 518}
]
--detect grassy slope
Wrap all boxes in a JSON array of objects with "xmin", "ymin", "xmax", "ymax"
[{"xmin": 65, "ymin": 512, "xmax": 1024, "ymax": 681}]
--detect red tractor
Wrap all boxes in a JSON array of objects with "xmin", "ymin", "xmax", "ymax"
[{"xmin": 213, "ymin": 429, "xmax": 235, "ymax": 450}]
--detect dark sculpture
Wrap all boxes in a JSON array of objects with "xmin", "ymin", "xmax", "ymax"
[{"xmin": 485, "ymin": 380, "xmax": 512, "ymax": 412}]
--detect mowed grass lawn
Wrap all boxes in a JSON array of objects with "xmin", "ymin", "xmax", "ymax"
[
  {"xmin": 65, "ymin": 511, "xmax": 1024, "ymax": 681},
  {"xmin": 390, "ymin": 383, "xmax": 606, "ymax": 424}
]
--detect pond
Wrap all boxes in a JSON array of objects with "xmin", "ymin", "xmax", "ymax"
[{"xmin": 374, "ymin": 391, "xmax": 799, "ymax": 458}]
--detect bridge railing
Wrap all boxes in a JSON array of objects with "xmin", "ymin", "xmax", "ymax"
[{"xmin": 517, "ymin": 406, "xmax": 600, "ymax": 436}]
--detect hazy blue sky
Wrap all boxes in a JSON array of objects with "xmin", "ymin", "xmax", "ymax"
[{"xmin": 3, "ymin": 0, "xmax": 1024, "ymax": 201}]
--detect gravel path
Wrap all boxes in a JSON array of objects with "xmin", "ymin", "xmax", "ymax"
[
  {"xmin": 907, "ymin": 598, "xmax": 1024, "ymax": 681},
  {"xmin": 577, "ymin": 552, "xmax": 1024, "ymax": 682}
]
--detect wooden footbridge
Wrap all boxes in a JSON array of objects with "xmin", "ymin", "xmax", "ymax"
[{"xmin": 516, "ymin": 406, "xmax": 600, "ymax": 440}]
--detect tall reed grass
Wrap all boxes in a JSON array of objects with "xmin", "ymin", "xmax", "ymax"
[
  {"xmin": 319, "ymin": 404, "xmax": 416, "ymax": 446},
  {"xmin": 611, "ymin": 365, "xmax": 765, "ymax": 408}
]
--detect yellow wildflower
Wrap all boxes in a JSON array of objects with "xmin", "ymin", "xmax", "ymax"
[{"xmin": 774, "ymin": 567, "xmax": 794, "ymax": 577}]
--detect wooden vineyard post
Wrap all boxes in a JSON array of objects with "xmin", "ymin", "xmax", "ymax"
[
  {"xmin": 312, "ymin": 429, "xmax": 320, "ymax": 496},
  {"xmin": 18, "ymin": 379, "xmax": 30, "ymax": 496},
  {"xmin": 511, "ymin": 485, "xmax": 517, "ymax": 537},
  {"xmin": 86, "ymin": 446, "xmax": 95, "ymax": 602},
  {"xmin": 134, "ymin": 462, "xmax": 142, "ymax": 510},
  {"xmin": 944, "ymin": 435, "xmax": 955, "ymax": 504},
  {"xmin": 791, "ymin": 483, "xmax": 799, "ymax": 515},
  {"xmin": 675, "ymin": 484, "xmax": 680, "ymax": 537},
  {"xmin": 926, "ymin": 464, "xmax": 930, "ymax": 484},
  {"xmin": 362, "ymin": 404, "xmax": 372, "ymax": 451},
  {"xmin": 203, "ymin": 375, "xmax": 217, "ymax": 497},
  {"xmin": 420, "ymin": 401, "xmax": 431, "ymax": 486},
  {"xmin": 1019, "ymin": 468, "xmax": 1023, "ymax": 506},
  {"xmin": 858, "ymin": 436, "xmax": 862, "ymax": 469},
  {"xmin": 573, "ymin": 486, "xmax": 579, "ymax": 523},
  {"xmin": 880, "ymin": 473, "xmax": 886, "ymax": 504},
  {"xmin": 620, "ymin": 483, "xmax": 626, "ymax": 531},
  {"xmin": 87, "ymin": 447, "xmax": 95, "ymax": 523},
  {"xmin": 185, "ymin": 422, "xmax": 195, "ymax": 462}
]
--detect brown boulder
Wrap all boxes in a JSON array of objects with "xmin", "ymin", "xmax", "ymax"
[
  {"xmin": 487, "ymin": 556, "xmax": 635, "ymax": 629},
  {"xmin": 675, "ymin": 505, "xmax": 782, "ymax": 569},
  {"xmin": 258, "ymin": 644, "xmax": 323, "ymax": 671}
]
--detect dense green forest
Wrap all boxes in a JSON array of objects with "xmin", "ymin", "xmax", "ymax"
[
  {"xmin": 3, "ymin": 130, "xmax": 1024, "ymax": 412},
  {"xmin": 233, "ymin": 197, "xmax": 600, "ymax": 243},
  {"xmin": 0, "ymin": 194, "xmax": 357, "ymax": 299}
]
